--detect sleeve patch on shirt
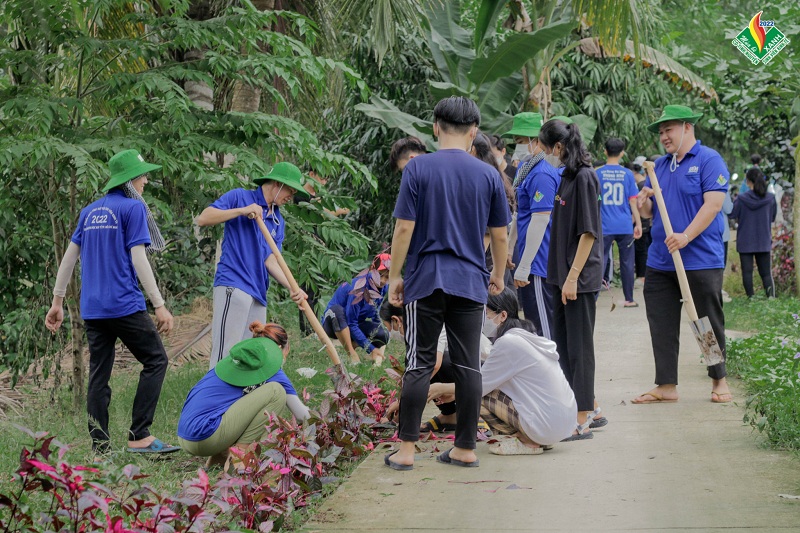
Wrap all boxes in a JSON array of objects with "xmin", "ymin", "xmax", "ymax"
[
  {"xmin": 717, "ymin": 174, "xmax": 727, "ymax": 185},
  {"xmin": 533, "ymin": 191, "xmax": 544, "ymax": 202}
]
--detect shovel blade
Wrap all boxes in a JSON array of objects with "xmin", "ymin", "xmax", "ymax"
[{"xmin": 690, "ymin": 316, "xmax": 724, "ymax": 366}]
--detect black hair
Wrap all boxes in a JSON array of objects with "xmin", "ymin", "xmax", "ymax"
[
  {"xmin": 750, "ymin": 154, "xmax": 762, "ymax": 165},
  {"xmin": 488, "ymin": 134, "xmax": 506, "ymax": 152},
  {"xmin": 389, "ymin": 137, "xmax": 427, "ymax": 172},
  {"xmin": 379, "ymin": 298, "xmax": 403, "ymax": 323},
  {"xmin": 433, "ymin": 96, "xmax": 481, "ymax": 134},
  {"xmin": 471, "ymin": 131, "xmax": 500, "ymax": 172},
  {"xmin": 486, "ymin": 287, "xmax": 520, "ymax": 320},
  {"xmin": 538, "ymin": 120, "xmax": 591, "ymax": 179},
  {"xmin": 605, "ymin": 138, "xmax": 625, "ymax": 157},
  {"xmin": 496, "ymin": 318, "xmax": 537, "ymax": 339},
  {"xmin": 592, "ymin": 159, "xmax": 605, "ymax": 168},
  {"xmin": 745, "ymin": 167, "xmax": 767, "ymax": 198}
]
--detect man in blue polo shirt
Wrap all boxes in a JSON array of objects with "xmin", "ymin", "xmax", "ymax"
[
  {"xmin": 632, "ymin": 105, "xmax": 731, "ymax": 405},
  {"xmin": 596, "ymin": 138, "xmax": 642, "ymax": 307},
  {"xmin": 510, "ymin": 112, "xmax": 560, "ymax": 339},
  {"xmin": 198, "ymin": 163, "xmax": 309, "ymax": 370},
  {"xmin": 386, "ymin": 96, "xmax": 510, "ymax": 470},
  {"xmin": 45, "ymin": 150, "xmax": 179, "ymax": 456}
]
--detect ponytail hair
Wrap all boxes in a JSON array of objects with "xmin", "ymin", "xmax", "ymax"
[
  {"xmin": 249, "ymin": 321, "xmax": 289, "ymax": 349},
  {"xmin": 538, "ymin": 120, "xmax": 591, "ymax": 179},
  {"xmin": 745, "ymin": 167, "xmax": 767, "ymax": 198}
]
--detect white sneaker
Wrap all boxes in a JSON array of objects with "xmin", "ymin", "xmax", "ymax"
[{"xmin": 721, "ymin": 290, "xmax": 732, "ymax": 303}]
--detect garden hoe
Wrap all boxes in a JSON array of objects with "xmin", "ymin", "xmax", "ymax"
[
  {"xmin": 642, "ymin": 161, "xmax": 724, "ymax": 366},
  {"xmin": 249, "ymin": 213, "xmax": 352, "ymax": 384}
]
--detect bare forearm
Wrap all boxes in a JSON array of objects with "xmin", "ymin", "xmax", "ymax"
[
  {"xmin": 570, "ymin": 233, "xmax": 596, "ymax": 276},
  {"xmin": 629, "ymin": 199, "xmax": 642, "ymax": 226},
  {"xmin": 684, "ymin": 203, "xmax": 721, "ymax": 241},
  {"xmin": 639, "ymin": 198, "xmax": 653, "ymax": 218},
  {"xmin": 389, "ymin": 219, "xmax": 414, "ymax": 281},
  {"xmin": 266, "ymin": 255, "xmax": 291, "ymax": 289},
  {"xmin": 488, "ymin": 226, "xmax": 509, "ymax": 277},
  {"xmin": 197, "ymin": 206, "xmax": 244, "ymax": 226}
]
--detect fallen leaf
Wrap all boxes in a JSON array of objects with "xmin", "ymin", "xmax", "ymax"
[
  {"xmin": 618, "ymin": 400, "xmax": 626, "ymax": 406},
  {"xmin": 486, "ymin": 439, "xmax": 499, "ymax": 444},
  {"xmin": 648, "ymin": 455, "xmax": 656, "ymax": 459},
  {"xmin": 506, "ymin": 484, "xmax": 532, "ymax": 490},
  {"xmin": 778, "ymin": 494, "xmax": 800, "ymax": 499}
]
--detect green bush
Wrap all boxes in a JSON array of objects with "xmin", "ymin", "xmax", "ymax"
[{"xmin": 726, "ymin": 315, "xmax": 800, "ymax": 452}]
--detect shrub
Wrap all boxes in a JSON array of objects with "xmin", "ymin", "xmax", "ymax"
[{"xmin": 771, "ymin": 227, "xmax": 795, "ymax": 295}]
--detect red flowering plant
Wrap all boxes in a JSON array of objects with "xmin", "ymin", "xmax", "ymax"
[
  {"xmin": 772, "ymin": 227, "xmax": 795, "ymax": 294},
  {"xmin": 347, "ymin": 253, "xmax": 390, "ymax": 305}
]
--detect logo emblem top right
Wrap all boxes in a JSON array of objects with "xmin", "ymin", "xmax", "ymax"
[{"xmin": 732, "ymin": 11, "xmax": 790, "ymax": 66}]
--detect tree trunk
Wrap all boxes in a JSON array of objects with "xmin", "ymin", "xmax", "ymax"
[
  {"xmin": 228, "ymin": 0, "xmax": 275, "ymax": 114},
  {"xmin": 69, "ymin": 168, "xmax": 85, "ymax": 410},
  {"xmin": 794, "ymin": 147, "xmax": 800, "ymax": 297}
]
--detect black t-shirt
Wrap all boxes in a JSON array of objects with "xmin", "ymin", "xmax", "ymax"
[
  {"xmin": 503, "ymin": 161, "xmax": 516, "ymax": 182},
  {"xmin": 547, "ymin": 166, "xmax": 604, "ymax": 293},
  {"xmin": 635, "ymin": 180, "xmax": 652, "ymax": 232}
]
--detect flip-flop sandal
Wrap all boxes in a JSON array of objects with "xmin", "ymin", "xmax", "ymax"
[
  {"xmin": 561, "ymin": 418, "xmax": 593, "ymax": 442},
  {"xmin": 490, "ymin": 438, "xmax": 543, "ymax": 456},
  {"xmin": 477, "ymin": 418, "xmax": 493, "ymax": 437},
  {"xmin": 384, "ymin": 451, "xmax": 413, "ymax": 471},
  {"xmin": 127, "ymin": 439, "xmax": 181, "ymax": 454},
  {"xmin": 711, "ymin": 391, "xmax": 732, "ymax": 403},
  {"xmin": 624, "ymin": 302, "xmax": 639, "ymax": 308},
  {"xmin": 588, "ymin": 407, "xmax": 608, "ymax": 429},
  {"xmin": 436, "ymin": 448, "xmax": 479, "ymax": 468},
  {"xmin": 631, "ymin": 392, "xmax": 678, "ymax": 404},
  {"xmin": 420, "ymin": 416, "xmax": 456, "ymax": 433}
]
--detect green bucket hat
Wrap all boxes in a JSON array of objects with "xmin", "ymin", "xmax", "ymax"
[
  {"xmin": 647, "ymin": 105, "xmax": 703, "ymax": 134},
  {"xmin": 253, "ymin": 162, "xmax": 310, "ymax": 200},
  {"xmin": 548, "ymin": 115, "xmax": 573, "ymax": 124},
  {"xmin": 102, "ymin": 149, "xmax": 162, "ymax": 192},
  {"xmin": 505, "ymin": 112, "xmax": 543, "ymax": 138},
  {"xmin": 215, "ymin": 337, "xmax": 284, "ymax": 387}
]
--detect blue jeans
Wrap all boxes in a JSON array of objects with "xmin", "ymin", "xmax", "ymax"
[{"xmin": 603, "ymin": 234, "xmax": 635, "ymax": 302}]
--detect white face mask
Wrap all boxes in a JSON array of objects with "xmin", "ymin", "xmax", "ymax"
[
  {"xmin": 544, "ymin": 154, "xmax": 562, "ymax": 167},
  {"xmin": 482, "ymin": 313, "xmax": 501, "ymax": 338},
  {"xmin": 512, "ymin": 144, "xmax": 529, "ymax": 161},
  {"xmin": 389, "ymin": 328, "xmax": 404, "ymax": 343}
]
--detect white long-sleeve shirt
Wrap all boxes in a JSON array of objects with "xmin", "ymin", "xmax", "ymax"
[{"xmin": 481, "ymin": 329, "xmax": 577, "ymax": 444}]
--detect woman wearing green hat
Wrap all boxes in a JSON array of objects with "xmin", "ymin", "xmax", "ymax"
[
  {"xmin": 177, "ymin": 322, "xmax": 309, "ymax": 468},
  {"xmin": 633, "ymin": 105, "xmax": 732, "ymax": 405},
  {"xmin": 45, "ymin": 149, "xmax": 179, "ymax": 456},
  {"xmin": 198, "ymin": 162, "xmax": 310, "ymax": 370}
]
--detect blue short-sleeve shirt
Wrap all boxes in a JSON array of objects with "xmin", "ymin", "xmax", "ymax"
[
  {"xmin": 211, "ymin": 188, "xmax": 285, "ymax": 306},
  {"xmin": 393, "ymin": 149, "xmax": 511, "ymax": 305},
  {"xmin": 516, "ymin": 159, "xmax": 561, "ymax": 278},
  {"xmin": 177, "ymin": 369, "xmax": 296, "ymax": 442},
  {"xmin": 71, "ymin": 189, "xmax": 150, "ymax": 319},
  {"xmin": 596, "ymin": 164, "xmax": 639, "ymax": 235},
  {"xmin": 645, "ymin": 141, "xmax": 729, "ymax": 271}
]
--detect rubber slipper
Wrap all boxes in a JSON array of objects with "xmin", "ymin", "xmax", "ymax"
[
  {"xmin": 127, "ymin": 439, "xmax": 181, "ymax": 454},
  {"xmin": 711, "ymin": 391, "xmax": 732, "ymax": 403},
  {"xmin": 624, "ymin": 302, "xmax": 639, "ymax": 308},
  {"xmin": 384, "ymin": 451, "xmax": 413, "ymax": 471},
  {"xmin": 631, "ymin": 392, "xmax": 677, "ymax": 404},
  {"xmin": 420, "ymin": 416, "xmax": 456, "ymax": 433},
  {"xmin": 436, "ymin": 448, "xmax": 479, "ymax": 468}
]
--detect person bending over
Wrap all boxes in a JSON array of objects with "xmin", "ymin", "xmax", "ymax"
[
  {"xmin": 177, "ymin": 322, "xmax": 310, "ymax": 469},
  {"xmin": 321, "ymin": 254, "xmax": 391, "ymax": 364},
  {"xmin": 390, "ymin": 136, "xmax": 428, "ymax": 173},
  {"xmin": 429, "ymin": 290, "xmax": 577, "ymax": 456}
]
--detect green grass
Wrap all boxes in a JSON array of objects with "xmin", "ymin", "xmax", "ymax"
[
  {"xmin": 724, "ymin": 295, "xmax": 800, "ymax": 333},
  {"xmin": 0, "ymin": 298, "xmax": 402, "ymax": 504}
]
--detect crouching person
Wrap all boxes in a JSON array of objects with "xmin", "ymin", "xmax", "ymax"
[{"xmin": 177, "ymin": 322, "xmax": 309, "ymax": 469}]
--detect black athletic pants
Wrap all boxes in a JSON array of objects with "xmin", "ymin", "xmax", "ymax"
[
  {"xmin": 634, "ymin": 232, "xmax": 652, "ymax": 278},
  {"xmin": 552, "ymin": 288, "xmax": 597, "ymax": 412},
  {"xmin": 398, "ymin": 290, "xmax": 483, "ymax": 449},
  {"xmin": 643, "ymin": 267, "xmax": 726, "ymax": 384},
  {"xmin": 84, "ymin": 310, "xmax": 169, "ymax": 452},
  {"xmin": 518, "ymin": 275, "xmax": 553, "ymax": 339},
  {"xmin": 739, "ymin": 252, "xmax": 774, "ymax": 298}
]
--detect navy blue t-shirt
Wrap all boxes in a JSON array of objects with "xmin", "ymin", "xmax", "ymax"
[
  {"xmin": 177, "ymin": 368, "xmax": 296, "ymax": 442},
  {"xmin": 393, "ymin": 149, "xmax": 511, "ymax": 304},
  {"xmin": 596, "ymin": 164, "xmax": 639, "ymax": 235},
  {"xmin": 645, "ymin": 141, "xmax": 729, "ymax": 271},
  {"xmin": 71, "ymin": 189, "xmax": 150, "ymax": 319},
  {"xmin": 211, "ymin": 188, "xmax": 285, "ymax": 306},
  {"xmin": 516, "ymin": 159, "xmax": 561, "ymax": 278}
]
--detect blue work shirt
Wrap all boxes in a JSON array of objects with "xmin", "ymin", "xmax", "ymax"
[
  {"xmin": 596, "ymin": 164, "xmax": 639, "ymax": 235},
  {"xmin": 211, "ymin": 188, "xmax": 284, "ymax": 307},
  {"xmin": 516, "ymin": 159, "xmax": 561, "ymax": 278},
  {"xmin": 393, "ymin": 149, "xmax": 511, "ymax": 305},
  {"xmin": 71, "ymin": 189, "xmax": 150, "ymax": 319},
  {"xmin": 321, "ymin": 274, "xmax": 387, "ymax": 353},
  {"xmin": 177, "ymin": 368, "xmax": 296, "ymax": 442},
  {"xmin": 645, "ymin": 141, "xmax": 729, "ymax": 271}
]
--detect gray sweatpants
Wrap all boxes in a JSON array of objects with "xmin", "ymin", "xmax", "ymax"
[{"xmin": 210, "ymin": 286, "xmax": 266, "ymax": 370}]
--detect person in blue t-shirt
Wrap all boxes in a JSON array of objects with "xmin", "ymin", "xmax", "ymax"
[
  {"xmin": 509, "ymin": 112, "xmax": 560, "ymax": 340},
  {"xmin": 633, "ymin": 105, "xmax": 732, "ymax": 405},
  {"xmin": 386, "ymin": 97, "xmax": 511, "ymax": 470},
  {"xmin": 321, "ymin": 253, "xmax": 391, "ymax": 365},
  {"xmin": 177, "ymin": 325, "xmax": 310, "ymax": 470},
  {"xmin": 596, "ymin": 138, "xmax": 642, "ymax": 306},
  {"xmin": 198, "ymin": 163, "xmax": 310, "ymax": 370},
  {"xmin": 45, "ymin": 149, "xmax": 179, "ymax": 457}
]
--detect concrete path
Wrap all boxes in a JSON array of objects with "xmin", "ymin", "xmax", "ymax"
[{"xmin": 302, "ymin": 289, "xmax": 800, "ymax": 532}]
